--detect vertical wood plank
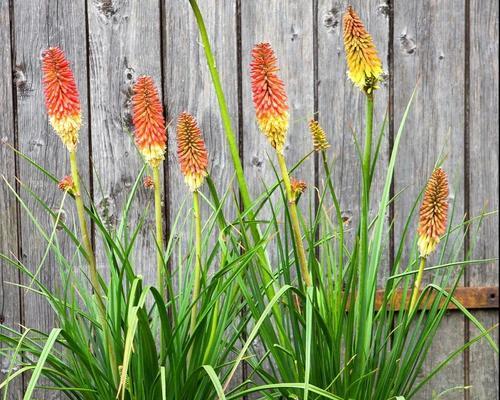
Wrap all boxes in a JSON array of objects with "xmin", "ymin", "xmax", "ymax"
[
  {"xmin": 13, "ymin": 1, "xmax": 89, "ymax": 398},
  {"xmin": 241, "ymin": 1, "xmax": 315, "ymax": 261},
  {"xmin": 393, "ymin": 1, "xmax": 465, "ymax": 399},
  {"xmin": 317, "ymin": 0, "xmax": 390, "ymax": 285},
  {"xmin": 162, "ymin": 0, "xmax": 240, "ymax": 385},
  {"xmin": 163, "ymin": 0, "xmax": 238, "ymax": 240},
  {"xmin": 468, "ymin": 0, "xmax": 499, "ymax": 398},
  {"xmin": 240, "ymin": 0, "xmax": 314, "ymax": 392},
  {"xmin": 0, "ymin": 1, "xmax": 23, "ymax": 397},
  {"xmin": 87, "ymin": 0, "xmax": 162, "ymax": 284}
]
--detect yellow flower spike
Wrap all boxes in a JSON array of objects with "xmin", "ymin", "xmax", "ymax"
[
  {"xmin": 250, "ymin": 43, "xmax": 289, "ymax": 154},
  {"xmin": 309, "ymin": 119, "xmax": 330, "ymax": 152},
  {"xmin": 343, "ymin": 6, "xmax": 383, "ymax": 94},
  {"xmin": 417, "ymin": 168, "xmax": 449, "ymax": 257},
  {"xmin": 176, "ymin": 112, "xmax": 209, "ymax": 192}
]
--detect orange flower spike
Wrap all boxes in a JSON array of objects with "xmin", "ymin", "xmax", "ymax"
[
  {"xmin": 290, "ymin": 177, "xmax": 307, "ymax": 201},
  {"xmin": 250, "ymin": 43, "xmax": 289, "ymax": 153},
  {"xmin": 343, "ymin": 6, "xmax": 383, "ymax": 94},
  {"xmin": 417, "ymin": 168, "xmax": 449, "ymax": 257},
  {"xmin": 58, "ymin": 175, "xmax": 75, "ymax": 193},
  {"xmin": 42, "ymin": 47, "xmax": 82, "ymax": 151},
  {"xmin": 143, "ymin": 175, "xmax": 154, "ymax": 190},
  {"xmin": 309, "ymin": 119, "xmax": 330, "ymax": 152},
  {"xmin": 132, "ymin": 76, "xmax": 167, "ymax": 168},
  {"xmin": 176, "ymin": 112, "xmax": 209, "ymax": 191}
]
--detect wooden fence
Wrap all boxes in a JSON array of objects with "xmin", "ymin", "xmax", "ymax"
[{"xmin": 0, "ymin": 0, "xmax": 498, "ymax": 398}]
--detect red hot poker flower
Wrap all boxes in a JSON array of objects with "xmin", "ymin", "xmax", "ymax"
[
  {"xmin": 417, "ymin": 168, "xmax": 449, "ymax": 257},
  {"xmin": 132, "ymin": 76, "xmax": 167, "ymax": 168},
  {"xmin": 58, "ymin": 175, "xmax": 75, "ymax": 193},
  {"xmin": 343, "ymin": 6, "xmax": 383, "ymax": 94},
  {"xmin": 176, "ymin": 112, "xmax": 209, "ymax": 191},
  {"xmin": 250, "ymin": 43, "xmax": 289, "ymax": 153},
  {"xmin": 42, "ymin": 47, "xmax": 82, "ymax": 151}
]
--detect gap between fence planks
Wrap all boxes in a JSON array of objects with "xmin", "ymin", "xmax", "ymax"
[{"xmin": 373, "ymin": 286, "xmax": 499, "ymax": 311}]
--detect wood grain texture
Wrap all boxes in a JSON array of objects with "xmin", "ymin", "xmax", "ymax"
[
  {"xmin": 373, "ymin": 286, "xmax": 499, "ymax": 311},
  {"xmin": 87, "ymin": 0, "xmax": 163, "ymax": 284},
  {"xmin": 317, "ymin": 0, "xmax": 390, "ymax": 285},
  {"xmin": 0, "ymin": 1, "xmax": 23, "ymax": 397},
  {"xmin": 162, "ymin": 0, "xmax": 240, "ymax": 386},
  {"xmin": 393, "ymin": 1, "xmax": 466, "ymax": 399},
  {"xmin": 468, "ymin": 1, "xmax": 499, "ymax": 398},
  {"xmin": 162, "ymin": 0, "xmax": 238, "ymax": 257},
  {"xmin": 240, "ymin": 2, "xmax": 314, "ymax": 395},
  {"xmin": 241, "ymin": 0, "xmax": 315, "ymax": 273},
  {"xmin": 13, "ymin": 1, "xmax": 90, "ymax": 398}
]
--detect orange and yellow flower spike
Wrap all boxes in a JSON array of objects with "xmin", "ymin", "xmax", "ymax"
[
  {"xmin": 176, "ymin": 112, "xmax": 209, "ymax": 192},
  {"xmin": 309, "ymin": 119, "xmax": 330, "ymax": 152},
  {"xmin": 42, "ymin": 47, "xmax": 82, "ymax": 151},
  {"xmin": 250, "ymin": 43, "xmax": 289, "ymax": 154},
  {"xmin": 132, "ymin": 76, "xmax": 167, "ymax": 168},
  {"xmin": 417, "ymin": 168, "xmax": 449, "ymax": 257},
  {"xmin": 343, "ymin": 6, "xmax": 383, "ymax": 95}
]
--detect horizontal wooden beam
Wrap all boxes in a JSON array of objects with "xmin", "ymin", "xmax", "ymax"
[{"xmin": 374, "ymin": 286, "xmax": 499, "ymax": 311}]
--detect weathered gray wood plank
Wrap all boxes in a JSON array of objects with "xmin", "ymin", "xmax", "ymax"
[
  {"xmin": 162, "ymin": 0, "xmax": 241, "ymax": 385},
  {"xmin": 468, "ymin": 1, "xmax": 499, "ymax": 398},
  {"xmin": 87, "ymin": 0, "xmax": 162, "ymax": 285},
  {"xmin": 13, "ymin": 1, "xmax": 90, "ymax": 398},
  {"xmin": 0, "ymin": 1, "xmax": 23, "ymax": 397},
  {"xmin": 240, "ymin": 1, "xmax": 315, "ymax": 395},
  {"xmin": 241, "ymin": 0, "xmax": 315, "ymax": 276},
  {"xmin": 393, "ymin": 1, "xmax": 466, "ymax": 399},
  {"xmin": 317, "ymin": 0, "xmax": 390, "ymax": 286},
  {"xmin": 163, "ymin": 0, "xmax": 238, "ymax": 251}
]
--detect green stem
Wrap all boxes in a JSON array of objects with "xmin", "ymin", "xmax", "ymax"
[
  {"xmin": 277, "ymin": 153, "xmax": 312, "ymax": 287},
  {"xmin": 190, "ymin": 189, "xmax": 203, "ymax": 336},
  {"xmin": 355, "ymin": 94, "xmax": 374, "ymax": 380},
  {"xmin": 188, "ymin": 0, "xmax": 276, "ymax": 299},
  {"xmin": 70, "ymin": 151, "xmax": 100, "ymax": 299},
  {"xmin": 69, "ymin": 150, "xmax": 118, "ymax": 385},
  {"xmin": 410, "ymin": 257, "xmax": 427, "ymax": 311},
  {"xmin": 321, "ymin": 151, "xmax": 344, "ymax": 287},
  {"xmin": 152, "ymin": 167, "xmax": 164, "ymax": 296}
]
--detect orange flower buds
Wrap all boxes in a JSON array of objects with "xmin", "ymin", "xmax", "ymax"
[
  {"xmin": 176, "ymin": 112, "xmax": 209, "ymax": 191},
  {"xmin": 143, "ymin": 175, "xmax": 154, "ymax": 190},
  {"xmin": 132, "ymin": 76, "xmax": 167, "ymax": 168},
  {"xmin": 250, "ymin": 43, "xmax": 289, "ymax": 153},
  {"xmin": 42, "ymin": 47, "xmax": 82, "ymax": 151},
  {"xmin": 343, "ymin": 6, "xmax": 383, "ymax": 94},
  {"xmin": 58, "ymin": 175, "xmax": 75, "ymax": 193},
  {"xmin": 309, "ymin": 119, "xmax": 330, "ymax": 152},
  {"xmin": 417, "ymin": 168, "xmax": 449, "ymax": 257},
  {"xmin": 291, "ymin": 177, "xmax": 307, "ymax": 201}
]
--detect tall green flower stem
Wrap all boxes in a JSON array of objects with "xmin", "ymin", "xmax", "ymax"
[
  {"xmin": 188, "ymin": 0, "xmax": 276, "ymax": 300},
  {"xmin": 277, "ymin": 153, "xmax": 312, "ymax": 287},
  {"xmin": 355, "ymin": 93, "xmax": 375, "ymax": 377},
  {"xmin": 69, "ymin": 150, "xmax": 118, "ymax": 385},
  {"xmin": 70, "ymin": 151, "xmax": 100, "ymax": 299},
  {"xmin": 189, "ymin": 189, "xmax": 202, "ymax": 336},
  {"xmin": 410, "ymin": 256, "xmax": 427, "ymax": 311},
  {"xmin": 321, "ymin": 151, "xmax": 344, "ymax": 283},
  {"xmin": 152, "ymin": 166, "xmax": 165, "ymax": 295}
]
